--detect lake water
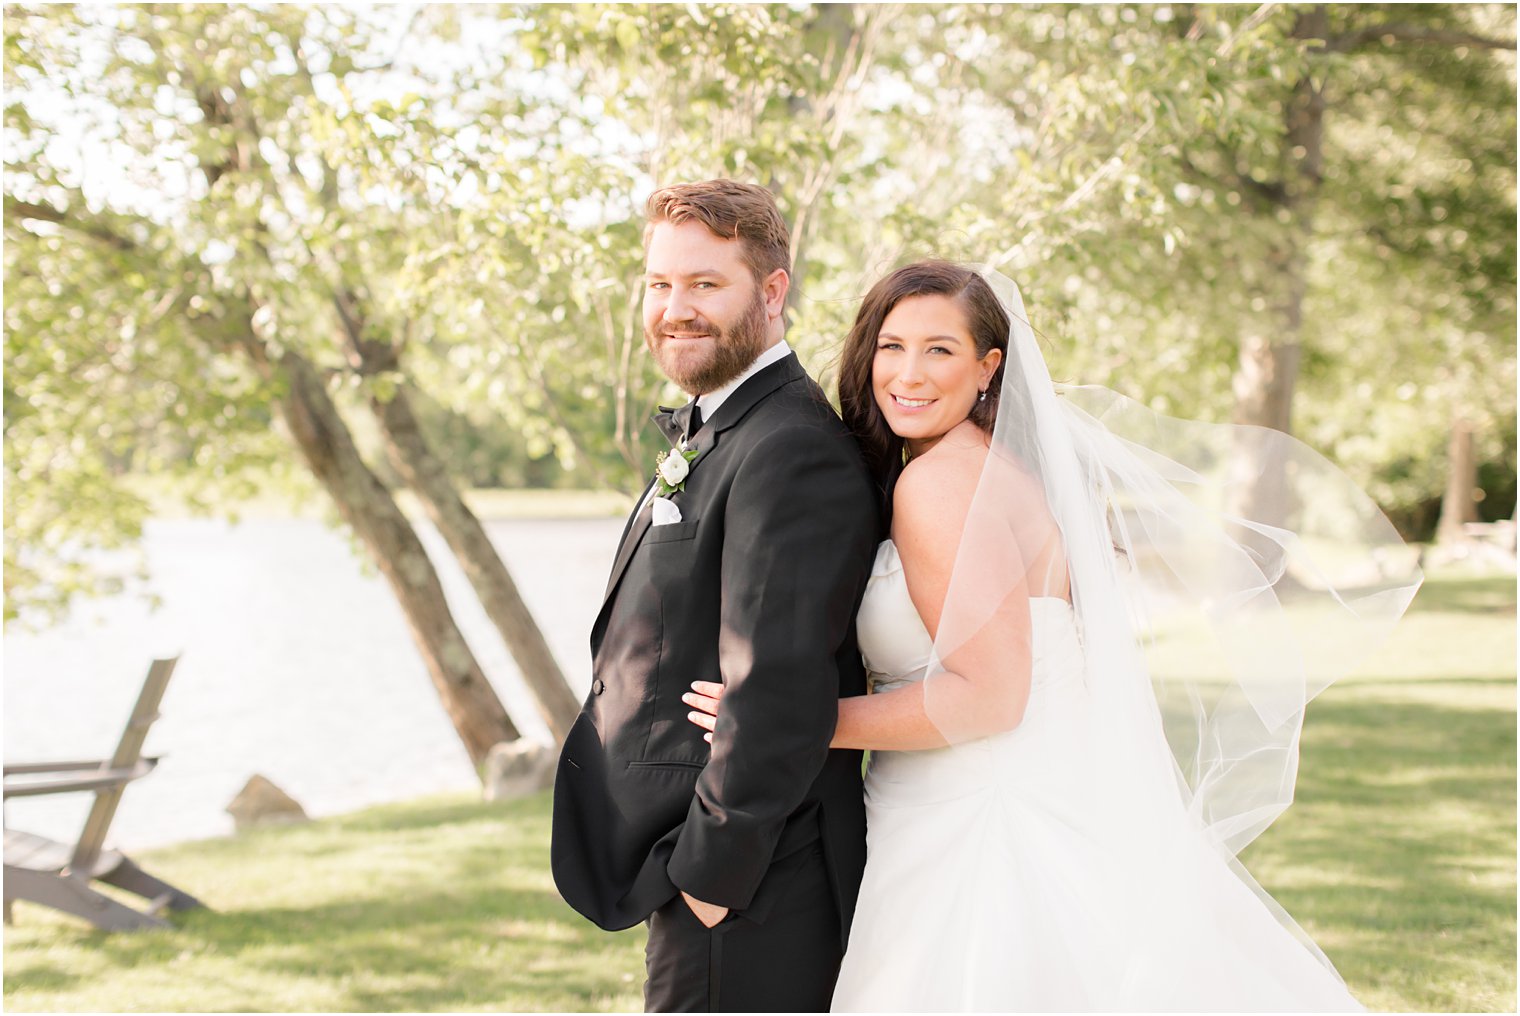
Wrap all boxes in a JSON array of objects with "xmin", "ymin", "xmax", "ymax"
[{"xmin": 2, "ymin": 515, "xmax": 625, "ymax": 850}]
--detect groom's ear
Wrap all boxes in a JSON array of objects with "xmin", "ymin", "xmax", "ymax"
[{"xmin": 761, "ymin": 267, "xmax": 790, "ymax": 322}]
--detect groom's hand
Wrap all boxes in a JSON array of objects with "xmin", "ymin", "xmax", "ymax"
[{"xmin": 681, "ymin": 891, "xmax": 729, "ymax": 928}]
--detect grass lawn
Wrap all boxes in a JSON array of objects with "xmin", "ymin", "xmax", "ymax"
[
  {"xmin": 1241, "ymin": 567, "xmax": 1517, "ymax": 1013},
  {"xmin": 3, "ymin": 796, "xmax": 646, "ymax": 1012},
  {"xmin": 4, "ymin": 568, "xmax": 1514, "ymax": 1012}
]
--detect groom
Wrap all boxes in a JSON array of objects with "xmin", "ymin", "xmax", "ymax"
[{"xmin": 551, "ymin": 180, "xmax": 877, "ymax": 1012}]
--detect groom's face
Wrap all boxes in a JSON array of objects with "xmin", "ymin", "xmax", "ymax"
[{"xmin": 643, "ymin": 221, "xmax": 769, "ymax": 396}]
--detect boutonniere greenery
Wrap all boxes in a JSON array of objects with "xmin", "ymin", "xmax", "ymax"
[{"xmin": 654, "ymin": 445, "xmax": 699, "ymax": 496}]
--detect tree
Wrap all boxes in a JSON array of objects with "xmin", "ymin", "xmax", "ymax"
[
  {"xmin": 1173, "ymin": 5, "xmax": 1514, "ymax": 526},
  {"xmin": 3, "ymin": 4, "xmax": 567, "ymax": 762},
  {"xmin": 8, "ymin": 1, "xmax": 1513, "ymax": 761}
]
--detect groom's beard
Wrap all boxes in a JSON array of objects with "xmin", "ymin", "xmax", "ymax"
[{"xmin": 646, "ymin": 288, "xmax": 769, "ymax": 396}]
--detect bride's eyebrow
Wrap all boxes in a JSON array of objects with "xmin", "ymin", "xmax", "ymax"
[{"xmin": 877, "ymin": 331, "xmax": 964, "ymax": 344}]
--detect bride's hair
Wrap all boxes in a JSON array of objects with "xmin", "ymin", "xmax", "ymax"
[{"xmin": 838, "ymin": 260, "xmax": 1011, "ymax": 502}]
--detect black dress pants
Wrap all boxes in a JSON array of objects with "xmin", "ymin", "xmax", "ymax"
[{"xmin": 644, "ymin": 844, "xmax": 842, "ymax": 1013}]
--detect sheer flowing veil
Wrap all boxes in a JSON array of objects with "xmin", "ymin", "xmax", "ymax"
[{"xmin": 920, "ymin": 267, "xmax": 1423, "ymax": 968}]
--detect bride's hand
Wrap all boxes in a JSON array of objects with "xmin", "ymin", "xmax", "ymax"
[{"xmin": 682, "ymin": 681, "xmax": 725, "ymax": 743}]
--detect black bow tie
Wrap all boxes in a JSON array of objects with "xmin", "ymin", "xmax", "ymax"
[{"xmin": 655, "ymin": 400, "xmax": 704, "ymax": 444}]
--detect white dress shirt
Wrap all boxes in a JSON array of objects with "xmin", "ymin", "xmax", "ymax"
[{"xmin": 695, "ymin": 339, "xmax": 793, "ymax": 422}]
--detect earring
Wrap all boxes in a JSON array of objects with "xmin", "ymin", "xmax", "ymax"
[{"xmin": 978, "ymin": 389, "xmax": 987, "ymax": 402}]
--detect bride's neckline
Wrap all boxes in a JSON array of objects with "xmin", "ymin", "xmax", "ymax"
[{"xmin": 877, "ymin": 538, "xmax": 1074, "ymax": 607}]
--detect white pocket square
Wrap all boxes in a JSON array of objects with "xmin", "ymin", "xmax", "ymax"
[{"xmin": 651, "ymin": 496, "xmax": 682, "ymax": 526}]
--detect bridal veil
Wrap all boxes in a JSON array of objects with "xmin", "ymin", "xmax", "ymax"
[{"xmin": 918, "ymin": 267, "xmax": 1424, "ymax": 976}]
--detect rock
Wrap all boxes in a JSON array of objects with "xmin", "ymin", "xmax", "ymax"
[
  {"xmin": 482, "ymin": 739, "xmax": 556, "ymax": 801},
  {"xmin": 226, "ymin": 774, "xmax": 309, "ymax": 831}
]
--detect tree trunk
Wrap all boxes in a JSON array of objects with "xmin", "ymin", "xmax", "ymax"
[
  {"xmin": 330, "ymin": 298, "xmax": 582, "ymax": 744},
  {"xmin": 1228, "ymin": 6, "xmax": 1326, "ymax": 527},
  {"xmin": 1436, "ymin": 412, "xmax": 1480, "ymax": 544},
  {"xmin": 370, "ymin": 380, "xmax": 582, "ymax": 743},
  {"xmin": 1229, "ymin": 326, "xmax": 1304, "ymax": 526},
  {"xmin": 783, "ymin": 2, "xmax": 867, "ymax": 319},
  {"xmin": 130, "ymin": 41, "xmax": 523, "ymax": 769},
  {"xmin": 270, "ymin": 346, "xmax": 522, "ymax": 766}
]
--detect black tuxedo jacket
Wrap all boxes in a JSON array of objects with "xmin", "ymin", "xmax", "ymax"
[{"xmin": 551, "ymin": 352, "xmax": 877, "ymax": 942}]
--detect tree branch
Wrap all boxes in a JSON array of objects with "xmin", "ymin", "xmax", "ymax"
[
  {"xmin": 1331, "ymin": 23, "xmax": 1516, "ymax": 52},
  {"xmin": 1217, "ymin": 3, "xmax": 1280, "ymax": 57},
  {"xmin": 4, "ymin": 197, "xmax": 139, "ymax": 252}
]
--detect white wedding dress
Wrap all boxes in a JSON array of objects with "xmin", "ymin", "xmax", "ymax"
[{"xmin": 831, "ymin": 540, "xmax": 1364, "ymax": 1013}]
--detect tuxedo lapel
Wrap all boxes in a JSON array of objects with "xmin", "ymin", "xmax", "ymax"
[
  {"xmin": 706, "ymin": 353, "xmax": 806, "ymax": 438},
  {"xmin": 612, "ymin": 474, "xmax": 658, "ymax": 565},
  {"xmin": 591, "ymin": 481, "xmax": 654, "ymax": 651},
  {"xmin": 678, "ymin": 352, "xmax": 804, "ymax": 484},
  {"xmin": 603, "ymin": 489, "xmax": 656, "ymax": 602},
  {"xmin": 597, "ymin": 428, "xmax": 708, "ymax": 610},
  {"xmin": 596, "ymin": 353, "xmax": 807, "ymax": 616}
]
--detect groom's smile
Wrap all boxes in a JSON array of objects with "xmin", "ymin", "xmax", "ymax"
[{"xmin": 658, "ymin": 323, "xmax": 718, "ymax": 342}]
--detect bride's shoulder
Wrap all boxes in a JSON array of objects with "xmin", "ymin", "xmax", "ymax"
[
  {"xmin": 893, "ymin": 432, "xmax": 988, "ymax": 532},
  {"xmin": 890, "ymin": 436, "xmax": 987, "ymax": 594}
]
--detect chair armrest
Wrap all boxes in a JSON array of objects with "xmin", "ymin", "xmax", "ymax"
[
  {"xmin": 2, "ymin": 758, "xmax": 158, "ymax": 799},
  {"xmin": 4, "ymin": 760, "xmax": 113, "ymax": 776}
]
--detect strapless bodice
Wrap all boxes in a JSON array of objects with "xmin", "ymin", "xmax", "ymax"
[{"xmin": 857, "ymin": 539, "xmax": 1083, "ymax": 694}]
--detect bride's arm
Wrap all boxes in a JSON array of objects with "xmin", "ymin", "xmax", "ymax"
[
  {"xmin": 877, "ymin": 450, "xmax": 1034, "ymax": 746},
  {"xmin": 684, "ymin": 680, "xmax": 945, "ymax": 750},
  {"xmin": 830, "ymin": 682, "xmax": 946, "ymax": 750}
]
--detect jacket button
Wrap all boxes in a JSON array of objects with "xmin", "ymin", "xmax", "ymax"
[{"xmin": 592, "ymin": 679, "xmax": 606, "ymax": 695}]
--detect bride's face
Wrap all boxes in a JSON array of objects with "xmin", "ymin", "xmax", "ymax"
[{"xmin": 873, "ymin": 294, "xmax": 1001, "ymax": 456}]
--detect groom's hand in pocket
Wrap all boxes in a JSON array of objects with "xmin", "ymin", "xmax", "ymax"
[{"xmin": 681, "ymin": 891, "xmax": 729, "ymax": 928}]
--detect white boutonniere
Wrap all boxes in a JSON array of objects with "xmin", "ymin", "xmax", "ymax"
[{"xmin": 654, "ymin": 444, "xmax": 699, "ymax": 496}]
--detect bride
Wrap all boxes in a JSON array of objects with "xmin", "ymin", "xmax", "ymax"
[{"xmin": 683, "ymin": 260, "xmax": 1422, "ymax": 1011}]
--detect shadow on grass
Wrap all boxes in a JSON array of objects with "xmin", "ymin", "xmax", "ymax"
[
  {"xmin": 153, "ymin": 888, "xmax": 628, "ymax": 1012},
  {"xmin": 1, "ymin": 960, "xmax": 85, "ymax": 995},
  {"xmin": 1246, "ymin": 691, "xmax": 1516, "ymax": 1011}
]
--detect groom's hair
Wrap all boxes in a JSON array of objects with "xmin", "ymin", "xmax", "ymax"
[{"xmin": 644, "ymin": 180, "xmax": 791, "ymax": 284}]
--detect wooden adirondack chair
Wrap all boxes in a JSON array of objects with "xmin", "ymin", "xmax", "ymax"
[{"xmin": 3, "ymin": 656, "xmax": 205, "ymax": 931}]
